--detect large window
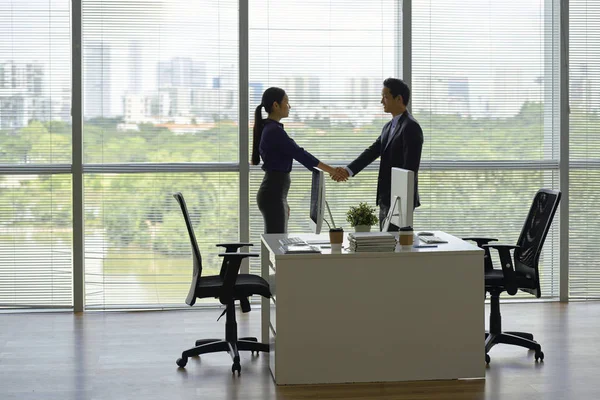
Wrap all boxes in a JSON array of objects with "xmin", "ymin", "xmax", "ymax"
[
  {"xmin": 569, "ymin": 0, "xmax": 600, "ymax": 299},
  {"xmin": 412, "ymin": 0, "xmax": 561, "ymax": 297},
  {"xmin": 0, "ymin": 0, "xmax": 72, "ymax": 309},
  {"xmin": 3, "ymin": 0, "xmax": 589, "ymax": 311},
  {"xmin": 82, "ymin": 0, "xmax": 239, "ymax": 309}
]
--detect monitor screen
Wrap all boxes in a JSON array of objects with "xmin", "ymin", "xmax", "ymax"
[{"xmin": 309, "ymin": 168, "xmax": 325, "ymax": 234}]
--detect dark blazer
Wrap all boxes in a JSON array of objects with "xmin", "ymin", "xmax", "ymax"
[{"xmin": 347, "ymin": 111, "xmax": 423, "ymax": 209}]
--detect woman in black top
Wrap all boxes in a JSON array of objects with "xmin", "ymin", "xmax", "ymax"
[{"xmin": 251, "ymin": 87, "xmax": 339, "ymax": 234}]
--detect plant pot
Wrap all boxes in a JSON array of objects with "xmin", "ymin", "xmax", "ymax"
[{"xmin": 354, "ymin": 225, "xmax": 371, "ymax": 232}]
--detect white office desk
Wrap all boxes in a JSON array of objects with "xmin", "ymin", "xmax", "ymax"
[{"xmin": 261, "ymin": 231, "xmax": 485, "ymax": 385}]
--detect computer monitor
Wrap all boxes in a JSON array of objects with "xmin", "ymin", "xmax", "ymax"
[
  {"xmin": 309, "ymin": 168, "xmax": 326, "ymax": 234},
  {"xmin": 309, "ymin": 168, "xmax": 336, "ymax": 234},
  {"xmin": 382, "ymin": 167, "xmax": 414, "ymax": 231}
]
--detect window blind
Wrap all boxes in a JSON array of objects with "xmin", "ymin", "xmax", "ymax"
[
  {"xmin": 248, "ymin": 0, "xmax": 397, "ymax": 272},
  {"xmin": 0, "ymin": 0, "xmax": 72, "ymax": 309},
  {"xmin": 569, "ymin": 0, "xmax": 600, "ymax": 299},
  {"xmin": 412, "ymin": 0, "xmax": 561, "ymax": 297},
  {"xmin": 82, "ymin": 0, "xmax": 239, "ymax": 309}
]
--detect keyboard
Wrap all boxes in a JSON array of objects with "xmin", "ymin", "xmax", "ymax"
[
  {"xmin": 419, "ymin": 235, "xmax": 447, "ymax": 244},
  {"xmin": 278, "ymin": 236, "xmax": 308, "ymax": 246},
  {"xmin": 305, "ymin": 239, "xmax": 331, "ymax": 245}
]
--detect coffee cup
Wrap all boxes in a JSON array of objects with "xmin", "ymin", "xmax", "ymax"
[
  {"xmin": 398, "ymin": 226, "xmax": 414, "ymax": 248},
  {"xmin": 329, "ymin": 227, "xmax": 344, "ymax": 252}
]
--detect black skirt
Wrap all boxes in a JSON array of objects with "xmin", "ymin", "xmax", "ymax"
[{"xmin": 257, "ymin": 171, "xmax": 291, "ymax": 234}]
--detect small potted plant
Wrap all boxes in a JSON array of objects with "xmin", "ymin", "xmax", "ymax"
[{"xmin": 346, "ymin": 202, "xmax": 378, "ymax": 232}]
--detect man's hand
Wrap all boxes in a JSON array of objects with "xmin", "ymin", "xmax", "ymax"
[{"xmin": 331, "ymin": 167, "xmax": 349, "ymax": 182}]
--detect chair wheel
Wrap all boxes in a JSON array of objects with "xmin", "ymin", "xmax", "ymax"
[
  {"xmin": 176, "ymin": 357, "xmax": 188, "ymax": 368},
  {"xmin": 485, "ymin": 354, "xmax": 490, "ymax": 364},
  {"xmin": 535, "ymin": 351, "xmax": 544, "ymax": 362},
  {"xmin": 232, "ymin": 362, "xmax": 241, "ymax": 376}
]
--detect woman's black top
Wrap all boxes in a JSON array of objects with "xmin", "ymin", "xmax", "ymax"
[{"xmin": 259, "ymin": 119, "xmax": 319, "ymax": 172}]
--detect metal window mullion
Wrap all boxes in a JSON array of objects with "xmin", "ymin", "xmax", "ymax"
[
  {"xmin": 239, "ymin": 0, "xmax": 250, "ymax": 274},
  {"xmin": 559, "ymin": 0, "xmax": 569, "ymax": 302},
  {"xmin": 402, "ymin": 0, "xmax": 411, "ymax": 111},
  {"xmin": 394, "ymin": 0, "xmax": 403, "ymax": 80},
  {"xmin": 284, "ymin": 160, "xmax": 560, "ymax": 171},
  {"xmin": 570, "ymin": 160, "xmax": 600, "ymax": 168},
  {"xmin": 0, "ymin": 164, "xmax": 72, "ymax": 174},
  {"xmin": 72, "ymin": 0, "xmax": 84, "ymax": 312},
  {"xmin": 82, "ymin": 163, "xmax": 239, "ymax": 174},
  {"xmin": 420, "ymin": 160, "xmax": 559, "ymax": 170}
]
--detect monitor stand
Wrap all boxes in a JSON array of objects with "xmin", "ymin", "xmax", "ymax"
[
  {"xmin": 306, "ymin": 201, "xmax": 337, "ymax": 246},
  {"xmin": 325, "ymin": 200, "xmax": 336, "ymax": 229},
  {"xmin": 382, "ymin": 196, "xmax": 402, "ymax": 232}
]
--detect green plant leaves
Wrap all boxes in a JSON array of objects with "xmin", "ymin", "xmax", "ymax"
[{"xmin": 346, "ymin": 202, "xmax": 378, "ymax": 227}]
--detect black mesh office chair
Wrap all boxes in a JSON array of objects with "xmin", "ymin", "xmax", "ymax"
[
  {"xmin": 464, "ymin": 189, "xmax": 561, "ymax": 364},
  {"xmin": 173, "ymin": 193, "xmax": 271, "ymax": 375}
]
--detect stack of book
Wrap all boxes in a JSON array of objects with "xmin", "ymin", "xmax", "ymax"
[{"xmin": 348, "ymin": 232, "xmax": 397, "ymax": 252}]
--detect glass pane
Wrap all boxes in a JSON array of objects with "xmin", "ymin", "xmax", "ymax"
[
  {"xmin": 0, "ymin": 174, "xmax": 72, "ymax": 308},
  {"xmin": 570, "ymin": 0, "xmax": 600, "ymax": 298},
  {"xmin": 413, "ymin": 0, "xmax": 558, "ymax": 161},
  {"xmin": 0, "ymin": 0, "xmax": 72, "ymax": 163},
  {"xmin": 84, "ymin": 172, "xmax": 239, "ymax": 309},
  {"xmin": 248, "ymin": 0, "xmax": 397, "ymax": 274},
  {"xmin": 82, "ymin": 0, "xmax": 239, "ymax": 163},
  {"xmin": 0, "ymin": 0, "xmax": 73, "ymax": 310}
]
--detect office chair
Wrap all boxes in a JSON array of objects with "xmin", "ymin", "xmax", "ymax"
[
  {"xmin": 464, "ymin": 188, "xmax": 561, "ymax": 364},
  {"xmin": 172, "ymin": 192, "xmax": 271, "ymax": 375}
]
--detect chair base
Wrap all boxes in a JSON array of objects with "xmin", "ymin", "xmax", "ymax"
[
  {"xmin": 176, "ymin": 337, "xmax": 269, "ymax": 374},
  {"xmin": 485, "ymin": 331, "xmax": 544, "ymax": 364},
  {"xmin": 485, "ymin": 290, "xmax": 544, "ymax": 364}
]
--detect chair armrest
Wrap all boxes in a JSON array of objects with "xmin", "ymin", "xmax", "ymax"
[
  {"xmin": 482, "ymin": 244, "xmax": 519, "ymax": 251},
  {"xmin": 462, "ymin": 237, "xmax": 498, "ymax": 247},
  {"xmin": 218, "ymin": 252, "xmax": 259, "ymax": 258},
  {"xmin": 482, "ymin": 244, "xmax": 520, "ymax": 295},
  {"xmin": 216, "ymin": 242, "xmax": 254, "ymax": 252},
  {"xmin": 216, "ymin": 246, "xmax": 256, "ymax": 278},
  {"xmin": 217, "ymin": 253, "xmax": 259, "ymax": 305}
]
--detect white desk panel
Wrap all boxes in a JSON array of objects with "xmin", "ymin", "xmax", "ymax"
[{"xmin": 261, "ymin": 231, "xmax": 485, "ymax": 385}]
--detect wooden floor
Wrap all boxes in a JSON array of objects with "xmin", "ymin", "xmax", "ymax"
[{"xmin": 1, "ymin": 301, "xmax": 600, "ymax": 400}]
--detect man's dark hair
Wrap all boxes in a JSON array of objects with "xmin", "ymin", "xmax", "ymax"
[{"xmin": 383, "ymin": 78, "xmax": 410, "ymax": 106}]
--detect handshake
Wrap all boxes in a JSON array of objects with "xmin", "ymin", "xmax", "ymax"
[{"xmin": 329, "ymin": 167, "xmax": 350, "ymax": 182}]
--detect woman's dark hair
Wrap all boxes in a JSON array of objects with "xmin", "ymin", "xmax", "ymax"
[
  {"xmin": 383, "ymin": 78, "xmax": 410, "ymax": 106},
  {"xmin": 251, "ymin": 87, "xmax": 286, "ymax": 165}
]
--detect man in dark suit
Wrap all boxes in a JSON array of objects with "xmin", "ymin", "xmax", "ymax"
[{"xmin": 333, "ymin": 78, "xmax": 423, "ymax": 231}]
